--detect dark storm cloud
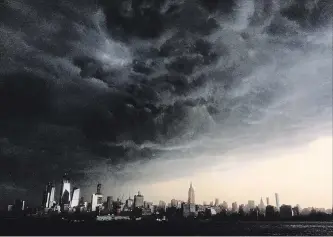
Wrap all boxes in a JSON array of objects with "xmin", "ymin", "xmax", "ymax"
[{"xmin": 0, "ymin": 0, "xmax": 332, "ymax": 205}]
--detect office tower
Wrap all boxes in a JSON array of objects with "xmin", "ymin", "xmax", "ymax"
[
  {"xmin": 97, "ymin": 183, "xmax": 102, "ymax": 195},
  {"xmin": 42, "ymin": 182, "xmax": 55, "ymax": 208},
  {"xmin": 59, "ymin": 173, "xmax": 71, "ymax": 205},
  {"xmin": 222, "ymin": 201, "xmax": 228, "ymax": 210},
  {"xmin": 259, "ymin": 197, "xmax": 265, "ymax": 211},
  {"xmin": 248, "ymin": 200, "xmax": 255, "ymax": 210},
  {"xmin": 134, "ymin": 191, "xmax": 144, "ymax": 208},
  {"xmin": 280, "ymin": 205, "xmax": 292, "ymax": 219},
  {"xmin": 188, "ymin": 182, "xmax": 195, "ymax": 204},
  {"xmin": 91, "ymin": 183, "xmax": 103, "ymax": 212},
  {"xmin": 171, "ymin": 199, "xmax": 177, "ymax": 207},
  {"xmin": 266, "ymin": 197, "xmax": 270, "ymax": 206},
  {"xmin": 71, "ymin": 188, "xmax": 80, "ymax": 207},
  {"xmin": 232, "ymin": 202, "xmax": 238, "ymax": 213},
  {"xmin": 79, "ymin": 197, "xmax": 84, "ymax": 206},
  {"xmin": 159, "ymin": 200, "xmax": 166, "ymax": 208},
  {"xmin": 126, "ymin": 196, "xmax": 133, "ymax": 209},
  {"xmin": 275, "ymin": 193, "xmax": 280, "ymax": 210},
  {"xmin": 214, "ymin": 198, "xmax": 219, "ymax": 206},
  {"xmin": 106, "ymin": 196, "xmax": 113, "ymax": 212}
]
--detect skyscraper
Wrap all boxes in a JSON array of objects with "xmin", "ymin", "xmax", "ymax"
[
  {"xmin": 188, "ymin": 182, "xmax": 195, "ymax": 204},
  {"xmin": 259, "ymin": 197, "xmax": 265, "ymax": 212},
  {"xmin": 59, "ymin": 173, "xmax": 71, "ymax": 205},
  {"xmin": 248, "ymin": 200, "xmax": 255, "ymax": 210},
  {"xmin": 275, "ymin": 193, "xmax": 280, "ymax": 210},
  {"xmin": 134, "ymin": 191, "xmax": 144, "ymax": 208},
  {"xmin": 91, "ymin": 183, "xmax": 103, "ymax": 212},
  {"xmin": 71, "ymin": 188, "xmax": 80, "ymax": 207},
  {"xmin": 214, "ymin": 198, "xmax": 219, "ymax": 206},
  {"xmin": 232, "ymin": 202, "xmax": 238, "ymax": 213},
  {"xmin": 266, "ymin": 197, "xmax": 270, "ymax": 206},
  {"xmin": 42, "ymin": 182, "xmax": 55, "ymax": 208}
]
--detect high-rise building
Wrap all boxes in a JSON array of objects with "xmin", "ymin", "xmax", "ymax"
[
  {"xmin": 91, "ymin": 194, "xmax": 103, "ymax": 212},
  {"xmin": 159, "ymin": 200, "xmax": 166, "ymax": 209},
  {"xmin": 275, "ymin": 193, "xmax": 280, "ymax": 210},
  {"xmin": 232, "ymin": 202, "xmax": 238, "ymax": 213},
  {"xmin": 248, "ymin": 200, "xmax": 255, "ymax": 210},
  {"xmin": 280, "ymin": 205, "xmax": 292, "ymax": 219},
  {"xmin": 266, "ymin": 197, "xmax": 270, "ymax": 206},
  {"xmin": 91, "ymin": 183, "xmax": 103, "ymax": 212},
  {"xmin": 106, "ymin": 196, "xmax": 113, "ymax": 212},
  {"xmin": 42, "ymin": 182, "xmax": 55, "ymax": 208},
  {"xmin": 71, "ymin": 188, "xmax": 80, "ymax": 207},
  {"xmin": 171, "ymin": 199, "xmax": 177, "ymax": 207},
  {"xmin": 182, "ymin": 203, "xmax": 196, "ymax": 217},
  {"xmin": 59, "ymin": 174, "xmax": 71, "ymax": 205},
  {"xmin": 259, "ymin": 197, "xmax": 265, "ymax": 212},
  {"xmin": 214, "ymin": 198, "xmax": 219, "ymax": 206},
  {"xmin": 188, "ymin": 182, "xmax": 195, "ymax": 204},
  {"xmin": 134, "ymin": 191, "xmax": 144, "ymax": 208},
  {"xmin": 97, "ymin": 183, "xmax": 102, "ymax": 195},
  {"xmin": 222, "ymin": 201, "xmax": 228, "ymax": 210}
]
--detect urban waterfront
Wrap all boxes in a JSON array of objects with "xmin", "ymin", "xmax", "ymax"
[{"xmin": 1, "ymin": 173, "xmax": 332, "ymax": 235}]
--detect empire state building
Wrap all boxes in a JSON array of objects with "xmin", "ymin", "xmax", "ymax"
[{"xmin": 188, "ymin": 182, "xmax": 195, "ymax": 204}]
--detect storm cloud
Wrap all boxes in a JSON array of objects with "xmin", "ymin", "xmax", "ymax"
[{"xmin": 0, "ymin": 0, "xmax": 332, "ymax": 205}]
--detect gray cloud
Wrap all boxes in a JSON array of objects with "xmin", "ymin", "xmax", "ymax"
[{"xmin": 0, "ymin": 0, "xmax": 332, "ymax": 204}]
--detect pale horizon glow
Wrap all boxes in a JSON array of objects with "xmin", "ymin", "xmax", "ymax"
[{"xmin": 136, "ymin": 136, "xmax": 332, "ymax": 209}]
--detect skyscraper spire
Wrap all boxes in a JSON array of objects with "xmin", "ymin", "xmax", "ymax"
[{"xmin": 188, "ymin": 182, "xmax": 195, "ymax": 204}]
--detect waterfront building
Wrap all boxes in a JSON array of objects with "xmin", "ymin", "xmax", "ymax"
[
  {"xmin": 59, "ymin": 174, "xmax": 71, "ymax": 206},
  {"xmin": 275, "ymin": 193, "xmax": 280, "ymax": 210},
  {"xmin": 71, "ymin": 188, "xmax": 80, "ymax": 207},
  {"xmin": 280, "ymin": 205, "xmax": 293, "ymax": 219},
  {"xmin": 134, "ymin": 191, "xmax": 144, "ymax": 208}
]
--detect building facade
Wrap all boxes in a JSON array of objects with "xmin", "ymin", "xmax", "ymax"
[{"xmin": 188, "ymin": 183, "xmax": 195, "ymax": 204}]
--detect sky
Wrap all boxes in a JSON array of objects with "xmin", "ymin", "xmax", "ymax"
[
  {"xmin": 0, "ymin": 0, "xmax": 332, "ymax": 209},
  {"xmin": 138, "ymin": 136, "xmax": 332, "ymax": 208}
]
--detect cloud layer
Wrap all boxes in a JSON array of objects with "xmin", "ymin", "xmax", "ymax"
[{"xmin": 0, "ymin": 0, "xmax": 332, "ymax": 205}]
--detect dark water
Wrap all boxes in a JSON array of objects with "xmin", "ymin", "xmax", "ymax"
[{"xmin": 1, "ymin": 219, "xmax": 333, "ymax": 235}]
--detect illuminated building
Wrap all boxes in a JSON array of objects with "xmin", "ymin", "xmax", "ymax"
[
  {"xmin": 71, "ymin": 187, "xmax": 80, "ymax": 207},
  {"xmin": 42, "ymin": 182, "xmax": 55, "ymax": 208},
  {"xmin": 134, "ymin": 191, "xmax": 144, "ymax": 208},
  {"xmin": 91, "ymin": 184, "xmax": 103, "ymax": 212},
  {"xmin": 59, "ymin": 174, "xmax": 71, "ymax": 206},
  {"xmin": 188, "ymin": 182, "xmax": 195, "ymax": 204},
  {"xmin": 275, "ymin": 193, "xmax": 280, "ymax": 210}
]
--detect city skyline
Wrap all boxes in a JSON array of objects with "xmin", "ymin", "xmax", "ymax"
[{"xmin": 0, "ymin": 0, "xmax": 332, "ymax": 214}]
